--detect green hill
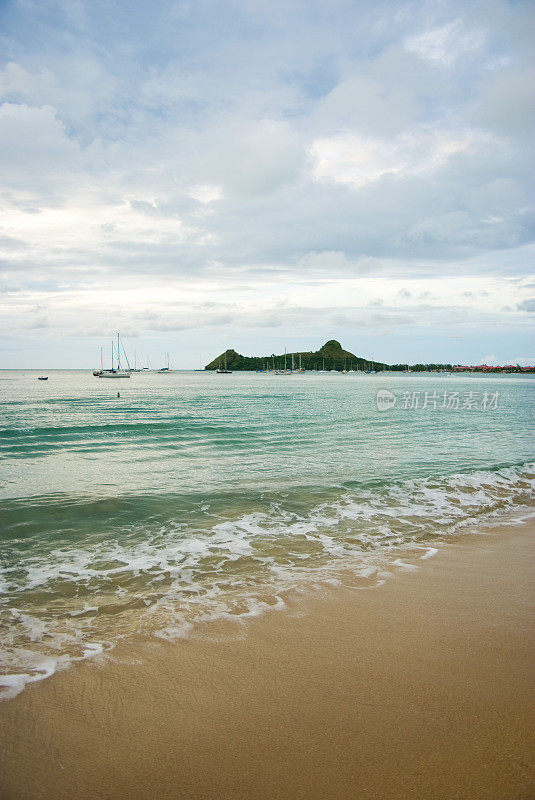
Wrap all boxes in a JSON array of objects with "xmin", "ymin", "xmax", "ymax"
[{"xmin": 205, "ymin": 340, "xmax": 387, "ymax": 371}]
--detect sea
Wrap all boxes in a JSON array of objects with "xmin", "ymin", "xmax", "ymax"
[{"xmin": 1, "ymin": 369, "xmax": 533, "ymax": 699}]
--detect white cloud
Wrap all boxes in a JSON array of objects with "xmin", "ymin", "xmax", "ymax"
[
  {"xmin": 479, "ymin": 354, "xmax": 535, "ymax": 366},
  {"xmin": 309, "ymin": 127, "xmax": 483, "ymax": 188},
  {"xmin": 405, "ymin": 20, "xmax": 485, "ymax": 66},
  {"xmin": 189, "ymin": 185, "xmax": 224, "ymax": 204}
]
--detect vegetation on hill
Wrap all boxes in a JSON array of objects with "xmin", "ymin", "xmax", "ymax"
[
  {"xmin": 205, "ymin": 340, "xmax": 387, "ymax": 371},
  {"xmin": 205, "ymin": 340, "xmax": 535, "ymax": 373}
]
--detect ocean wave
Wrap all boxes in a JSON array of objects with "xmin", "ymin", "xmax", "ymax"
[{"xmin": 1, "ymin": 461, "xmax": 533, "ymax": 700}]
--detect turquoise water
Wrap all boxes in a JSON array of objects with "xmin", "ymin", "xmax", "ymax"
[{"xmin": 1, "ymin": 369, "xmax": 534, "ymax": 698}]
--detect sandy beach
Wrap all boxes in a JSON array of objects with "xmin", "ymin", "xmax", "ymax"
[{"xmin": 1, "ymin": 521, "xmax": 534, "ymax": 800}]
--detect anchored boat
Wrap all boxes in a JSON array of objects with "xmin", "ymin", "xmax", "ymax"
[
  {"xmin": 157, "ymin": 353, "xmax": 173, "ymax": 373},
  {"xmin": 216, "ymin": 355, "xmax": 232, "ymax": 373},
  {"xmin": 95, "ymin": 334, "xmax": 131, "ymax": 378}
]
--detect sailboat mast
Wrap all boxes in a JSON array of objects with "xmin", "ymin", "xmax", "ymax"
[{"xmin": 117, "ymin": 333, "xmax": 121, "ymax": 371}]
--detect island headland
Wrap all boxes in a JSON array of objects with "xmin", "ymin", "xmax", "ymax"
[{"xmin": 204, "ymin": 339, "xmax": 534, "ymax": 373}]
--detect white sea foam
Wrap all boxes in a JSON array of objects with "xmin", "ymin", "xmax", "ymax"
[
  {"xmin": 1, "ymin": 462, "xmax": 533, "ymax": 699},
  {"xmin": 0, "ymin": 658, "xmax": 57, "ymax": 701},
  {"xmin": 392, "ymin": 559, "xmax": 419, "ymax": 572},
  {"xmin": 420, "ymin": 547, "xmax": 439, "ymax": 560}
]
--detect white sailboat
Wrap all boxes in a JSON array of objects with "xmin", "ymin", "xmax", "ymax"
[
  {"xmin": 96, "ymin": 334, "xmax": 131, "ymax": 378},
  {"xmin": 130, "ymin": 350, "xmax": 142, "ymax": 372},
  {"xmin": 93, "ymin": 347, "xmax": 104, "ymax": 376},
  {"xmin": 157, "ymin": 353, "xmax": 173, "ymax": 373},
  {"xmin": 216, "ymin": 352, "xmax": 232, "ymax": 373},
  {"xmin": 276, "ymin": 348, "xmax": 291, "ymax": 374}
]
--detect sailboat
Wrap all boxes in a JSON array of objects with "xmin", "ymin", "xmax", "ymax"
[
  {"xmin": 97, "ymin": 334, "xmax": 131, "ymax": 378},
  {"xmin": 93, "ymin": 347, "xmax": 104, "ymax": 376},
  {"xmin": 130, "ymin": 351, "xmax": 142, "ymax": 372},
  {"xmin": 216, "ymin": 352, "xmax": 232, "ymax": 373},
  {"xmin": 158, "ymin": 353, "xmax": 172, "ymax": 373},
  {"xmin": 275, "ymin": 348, "xmax": 291, "ymax": 374}
]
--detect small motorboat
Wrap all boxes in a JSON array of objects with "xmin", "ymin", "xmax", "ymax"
[{"xmin": 38, "ymin": 376, "xmax": 48, "ymax": 381}]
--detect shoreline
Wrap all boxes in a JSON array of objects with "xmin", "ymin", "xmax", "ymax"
[{"xmin": 1, "ymin": 521, "xmax": 534, "ymax": 799}]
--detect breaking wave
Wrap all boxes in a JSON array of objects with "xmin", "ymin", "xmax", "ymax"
[{"xmin": 1, "ymin": 461, "xmax": 533, "ymax": 700}]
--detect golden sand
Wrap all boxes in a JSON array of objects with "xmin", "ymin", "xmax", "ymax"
[{"xmin": 1, "ymin": 522, "xmax": 534, "ymax": 799}]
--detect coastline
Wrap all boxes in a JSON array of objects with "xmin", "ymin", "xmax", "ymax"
[{"xmin": 1, "ymin": 520, "xmax": 534, "ymax": 800}]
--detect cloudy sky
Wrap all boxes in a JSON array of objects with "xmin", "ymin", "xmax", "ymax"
[{"xmin": 1, "ymin": 0, "xmax": 534, "ymax": 367}]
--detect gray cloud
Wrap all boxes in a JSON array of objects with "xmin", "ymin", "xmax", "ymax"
[
  {"xmin": 517, "ymin": 298, "xmax": 535, "ymax": 312},
  {"xmin": 0, "ymin": 0, "xmax": 534, "ymax": 365}
]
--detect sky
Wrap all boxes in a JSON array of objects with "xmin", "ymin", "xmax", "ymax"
[{"xmin": 0, "ymin": 0, "xmax": 534, "ymax": 368}]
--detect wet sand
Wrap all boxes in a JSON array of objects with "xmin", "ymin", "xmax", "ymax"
[{"xmin": 1, "ymin": 521, "xmax": 534, "ymax": 800}]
